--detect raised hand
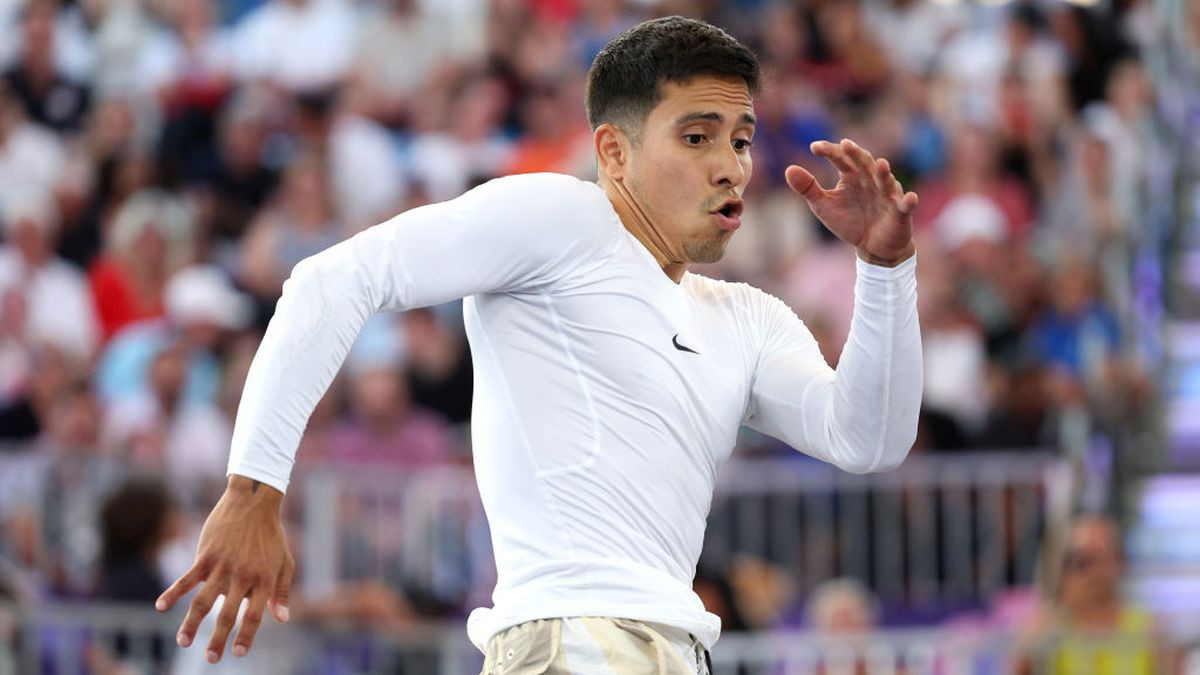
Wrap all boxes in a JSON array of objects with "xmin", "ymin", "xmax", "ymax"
[
  {"xmin": 785, "ymin": 139, "xmax": 917, "ymax": 267},
  {"xmin": 155, "ymin": 475, "xmax": 294, "ymax": 663}
]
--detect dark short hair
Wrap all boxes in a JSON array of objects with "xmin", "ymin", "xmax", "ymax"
[
  {"xmin": 100, "ymin": 477, "xmax": 177, "ymax": 563},
  {"xmin": 585, "ymin": 16, "xmax": 760, "ymax": 139}
]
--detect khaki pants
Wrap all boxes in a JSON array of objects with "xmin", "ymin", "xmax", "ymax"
[{"xmin": 480, "ymin": 617, "xmax": 711, "ymax": 675}]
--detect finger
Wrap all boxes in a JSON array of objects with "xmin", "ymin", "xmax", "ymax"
[
  {"xmin": 232, "ymin": 584, "xmax": 269, "ymax": 657},
  {"xmin": 876, "ymin": 158, "xmax": 897, "ymax": 194},
  {"xmin": 899, "ymin": 190, "xmax": 919, "ymax": 215},
  {"xmin": 157, "ymin": 559, "xmax": 210, "ymax": 611},
  {"xmin": 810, "ymin": 140, "xmax": 857, "ymax": 176},
  {"xmin": 207, "ymin": 580, "xmax": 251, "ymax": 663},
  {"xmin": 177, "ymin": 572, "xmax": 225, "ymax": 649},
  {"xmin": 784, "ymin": 165, "xmax": 826, "ymax": 202},
  {"xmin": 268, "ymin": 555, "xmax": 295, "ymax": 623},
  {"xmin": 840, "ymin": 139, "xmax": 877, "ymax": 179}
]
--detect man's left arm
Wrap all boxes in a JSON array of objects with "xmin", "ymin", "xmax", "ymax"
[
  {"xmin": 743, "ymin": 257, "xmax": 921, "ymax": 473},
  {"xmin": 743, "ymin": 139, "xmax": 923, "ymax": 473}
]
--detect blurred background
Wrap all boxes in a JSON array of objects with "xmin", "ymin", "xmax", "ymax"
[{"xmin": 0, "ymin": 0, "xmax": 1197, "ymax": 672}]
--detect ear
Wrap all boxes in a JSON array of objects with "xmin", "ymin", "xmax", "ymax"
[{"xmin": 594, "ymin": 123, "xmax": 630, "ymax": 181}]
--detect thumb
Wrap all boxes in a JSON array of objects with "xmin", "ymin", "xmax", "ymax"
[
  {"xmin": 268, "ymin": 557, "xmax": 294, "ymax": 623},
  {"xmin": 784, "ymin": 165, "xmax": 824, "ymax": 202}
]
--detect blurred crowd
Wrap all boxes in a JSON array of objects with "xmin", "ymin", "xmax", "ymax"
[{"xmin": 0, "ymin": 0, "xmax": 1190, "ymax": 667}]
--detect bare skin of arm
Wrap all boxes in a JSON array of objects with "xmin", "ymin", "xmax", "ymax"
[{"xmin": 155, "ymin": 475, "xmax": 295, "ymax": 664}]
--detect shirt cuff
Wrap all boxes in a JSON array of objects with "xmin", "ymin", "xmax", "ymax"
[
  {"xmin": 226, "ymin": 462, "xmax": 291, "ymax": 495},
  {"xmin": 855, "ymin": 253, "xmax": 917, "ymax": 281}
]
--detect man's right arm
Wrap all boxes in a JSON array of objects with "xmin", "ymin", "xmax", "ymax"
[
  {"xmin": 156, "ymin": 173, "xmax": 615, "ymax": 662},
  {"xmin": 229, "ymin": 173, "xmax": 611, "ymax": 492}
]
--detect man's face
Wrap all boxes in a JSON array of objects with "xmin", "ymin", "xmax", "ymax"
[{"xmin": 623, "ymin": 76, "xmax": 755, "ymax": 265}]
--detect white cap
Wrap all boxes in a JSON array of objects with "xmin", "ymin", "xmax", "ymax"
[
  {"xmin": 1, "ymin": 188, "xmax": 59, "ymax": 237},
  {"xmin": 934, "ymin": 194, "xmax": 1008, "ymax": 251},
  {"xmin": 164, "ymin": 265, "xmax": 252, "ymax": 330}
]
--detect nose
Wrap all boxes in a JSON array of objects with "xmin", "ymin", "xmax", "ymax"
[{"xmin": 712, "ymin": 143, "xmax": 746, "ymax": 189}]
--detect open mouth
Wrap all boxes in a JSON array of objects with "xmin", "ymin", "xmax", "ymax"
[{"xmin": 713, "ymin": 199, "xmax": 743, "ymax": 218}]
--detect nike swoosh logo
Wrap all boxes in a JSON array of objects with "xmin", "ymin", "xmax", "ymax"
[{"xmin": 672, "ymin": 334, "xmax": 699, "ymax": 354}]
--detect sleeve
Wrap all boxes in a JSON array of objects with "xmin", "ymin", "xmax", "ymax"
[
  {"xmin": 226, "ymin": 174, "xmax": 616, "ymax": 492},
  {"xmin": 742, "ymin": 256, "xmax": 922, "ymax": 474}
]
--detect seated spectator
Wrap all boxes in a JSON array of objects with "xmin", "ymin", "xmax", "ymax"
[
  {"xmin": 1015, "ymin": 515, "xmax": 1164, "ymax": 675},
  {"xmin": 321, "ymin": 316, "xmax": 455, "ymax": 469},
  {"xmin": 805, "ymin": 577, "xmax": 880, "ymax": 635},
  {"xmin": 403, "ymin": 307, "xmax": 473, "ymax": 427},
  {"xmin": 805, "ymin": 577, "xmax": 885, "ymax": 675},
  {"xmin": 406, "ymin": 74, "xmax": 512, "ymax": 202},
  {"xmin": 97, "ymin": 476, "xmax": 182, "ymax": 669},
  {"xmin": 502, "ymin": 79, "xmax": 592, "ymax": 178},
  {"xmin": 97, "ymin": 476, "xmax": 182, "ymax": 602},
  {"xmin": 350, "ymin": 0, "xmax": 447, "ymax": 128},
  {"xmin": 2, "ymin": 0, "xmax": 91, "ymax": 133},
  {"xmin": 238, "ymin": 148, "xmax": 343, "ymax": 300},
  {"xmin": 88, "ymin": 189, "xmax": 194, "ymax": 342},
  {"xmin": 0, "ymin": 189, "xmax": 98, "ymax": 365},
  {"xmin": 0, "ymin": 79, "xmax": 66, "ymax": 212},
  {"xmin": 1027, "ymin": 259, "xmax": 1121, "ymax": 404},
  {"xmin": 914, "ymin": 125, "xmax": 1034, "ymax": 241},
  {"xmin": 230, "ymin": 0, "xmax": 358, "ymax": 93},
  {"xmin": 95, "ymin": 264, "xmax": 251, "ymax": 408},
  {"xmin": 101, "ymin": 338, "xmax": 232, "ymax": 480},
  {"xmin": 135, "ymin": 0, "xmax": 233, "ymax": 115},
  {"xmin": 293, "ymin": 86, "xmax": 408, "ymax": 232},
  {"xmin": 202, "ymin": 88, "xmax": 279, "ymax": 249}
]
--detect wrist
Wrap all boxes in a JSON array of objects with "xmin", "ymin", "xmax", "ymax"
[
  {"xmin": 856, "ymin": 243, "xmax": 916, "ymax": 267},
  {"xmin": 226, "ymin": 474, "xmax": 285, "ymax": 510}
]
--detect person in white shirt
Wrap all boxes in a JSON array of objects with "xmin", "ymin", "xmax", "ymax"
[{"xmin": 156, "ymin": 16, "xmax": 922, "ymax": 674}]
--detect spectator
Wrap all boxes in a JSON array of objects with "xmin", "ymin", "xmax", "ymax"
[
  {"xmin": 914, "ymin": 124, "xmax": 1034, "ymax": 242},
  {"xmin": 95, "ymin": 264, "xmax": 251, "ymax": 408},
  {"xmin": 238, "ymin": 148, "xmax": 343, "ymax": 300},
  {"xmin": 0, "ymin": 189, "xmax": 98, "ymax": 365},
  {"xmin": 88, "ymin": 189, "xmax": 195, "ymax": 342},
  {"xmin": 1015, "ymin": 515, "xmax": 1163, "ymax": 675},
  {"xmin": 321, "ymin": 316, "xmax": 455, "ymax": 469},
  {"xmin": 351, "ymin": 0, "xmax": 447, "ymax": 128},
  {"xmin": 97, "ymin": 476, "xmax": 182, "ymax": 669},
  {"xmin": 231, "ymin": 0, "xmax": 358, "ymax": 92},
  {"xmin": 2, "ymin": 0, "xmax": 91, "ymax": 133},
  {"xmin": 101, "ymin": 338, "xmax": 233, "ymax": 480},
  {"xmin": 293, "ymin": 86, "xmax": 408, "ymax": 232},
  {"xmin": 404, "ymin": 307, "xmax": 473, "ymax": 427},
  {"xmin": 0, "ymin": 79, "xmax": 66, "ymax": 210},
  {"xmin": 407, "ymin": 73, "xmax": 512, "ymax": 202}
]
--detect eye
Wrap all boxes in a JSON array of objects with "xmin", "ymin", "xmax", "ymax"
[
  {"xmin": 733, "ymin": 138, "xmax": 753, "ymax": 151},
  {"xmin": 683, "ymin": 134, "xmax": 706, "ymax": 145}
]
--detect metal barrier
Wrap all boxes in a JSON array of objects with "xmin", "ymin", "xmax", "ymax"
[
  {"xmin": 0, "ymin": 450, "xmax": 1070, "ymax": 625},
  {"xmin": 294, "ymin": 452, "xmax": 1071, "ymax": 616},
  {"xmin": 704, "ymin": 452, "xmax": 1071, "ymax": 610},
  {"xmin": 5, "ymin": 602, "xmax": 1196, "ymax": 675}
]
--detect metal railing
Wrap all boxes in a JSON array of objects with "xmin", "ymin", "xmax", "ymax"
[
  {"xmin": 0, "ymin": 449, "xmax": 1071, "ymax": 619},
  {"xmin": 292, "ymin": 451, "xmax": 1071, "ymax": 614},
  {"xmin": 5, "ymin": 602, "xmax": 1198, "ymax": 675}
]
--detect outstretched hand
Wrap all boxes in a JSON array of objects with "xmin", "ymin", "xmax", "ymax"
[
  {"xmin": 155, "ymin": 475, "xmax": 294, "ymax": 664},
  {"xmin": 785, "ymin": 139, "xmax": 917, "ymax": 266}
]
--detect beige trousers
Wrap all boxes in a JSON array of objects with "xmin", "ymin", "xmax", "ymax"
[{"xmin": 479, "ymin": 617, "xmax": 710, "ymax": 675}]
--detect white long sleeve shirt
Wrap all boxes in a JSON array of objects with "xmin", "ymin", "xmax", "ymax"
[{"xmin": 227, "ymin": 172, "xmax": 922, "ymax": 651}]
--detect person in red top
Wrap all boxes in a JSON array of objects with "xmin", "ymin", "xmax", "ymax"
[{"xmin": 88, "ymin": 190, "xmax": 194, "ymax": 342}]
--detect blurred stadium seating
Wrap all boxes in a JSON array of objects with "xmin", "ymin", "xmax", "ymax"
[{"xmin": 2, "ymin": 0, "xmax": 1199, "ymax": 672}]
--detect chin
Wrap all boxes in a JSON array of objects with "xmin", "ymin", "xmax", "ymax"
[{"xmin": 683, "ymin": 239, "xmax": 728, "ymax": 265}]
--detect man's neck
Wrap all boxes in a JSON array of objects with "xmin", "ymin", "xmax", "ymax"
[{"xmin": 598, "ymin": 176, "xmax": 687, "ymax": 283}]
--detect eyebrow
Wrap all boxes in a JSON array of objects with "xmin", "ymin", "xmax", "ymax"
[{"xmin": 674, "ymin": 111, "xmax": 757, "ymax": 127}]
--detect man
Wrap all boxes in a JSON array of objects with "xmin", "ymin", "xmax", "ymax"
[{"xmin": 156, "ymin": 16, "xmax": 922, "ymax": 673}]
